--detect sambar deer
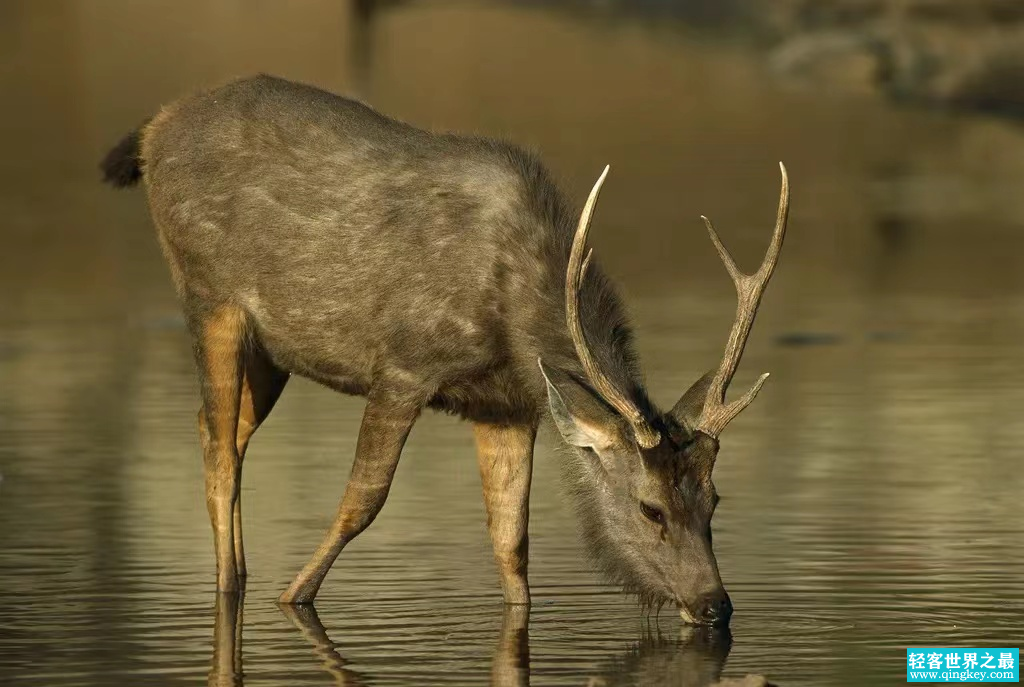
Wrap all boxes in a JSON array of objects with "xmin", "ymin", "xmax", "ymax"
[{"xmin": 101, "ymin": 75, "xmax": 789, "ymax": 626}]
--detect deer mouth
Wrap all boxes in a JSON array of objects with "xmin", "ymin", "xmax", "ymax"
[
  {"xmin": 678, "ymin": 604, "xmax": 731, "ymax": 628},
  {"xmin": 678, "ymin": 605, "xmax": 700, "ymax": 625}
]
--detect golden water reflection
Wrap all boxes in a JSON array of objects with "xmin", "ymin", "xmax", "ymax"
[
  {"xmin": 209, "ymin": 596, "xmax": 757, "ymax": 687},
  {"xmin": 1, "ymin": 2, "xmax": 1023, "ymax": 686}
]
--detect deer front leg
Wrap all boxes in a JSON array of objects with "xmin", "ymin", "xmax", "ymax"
[
  {"xmin": 279, "ymin": 390, "xmax": 420, "ymax": 604},
  {"xmin": 473, "ymin": 422, "xmax": 537, "ymax": 605}
]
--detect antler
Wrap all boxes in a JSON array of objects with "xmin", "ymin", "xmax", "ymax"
[
  {"xmin": 695, "ymin": 162, "xmax": 790, "ymax": 438},
  {"xmin": 566, "ymin": 166, "xmax": 661, "ymax": 449}
]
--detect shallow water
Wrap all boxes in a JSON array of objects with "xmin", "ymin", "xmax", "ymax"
[{"xmin": 2, "ymin": 2, "xmax": 1023, "ymax": 685}]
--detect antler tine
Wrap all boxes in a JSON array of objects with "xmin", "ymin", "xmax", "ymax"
[
  {"xmin": 758, "ymin": 161, "xmax": 790, "ymax": 281},
  {"xmin": 702, "ymin": 216, "xmax": 742, "ymax": 284},
  {"xmin": 566, "ymin": 166, "xmax": 661, "ymax": 449},
  {"xmin": 696, "ymin": 163, "xmax": 790, "ymax": 438}
]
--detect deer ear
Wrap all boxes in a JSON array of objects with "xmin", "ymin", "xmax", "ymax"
[
  {"xmin": 669, "ymin": 369, "xmax": 716, "ymax": 431},
  {"xmin": 538, "ymin": 359, "xmax": 627, "ymax": 450}
]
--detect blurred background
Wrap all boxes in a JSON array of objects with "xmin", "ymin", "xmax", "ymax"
[{"xmin": 1, "ymin": 1, "xmax": 1023, "ymax": 685}]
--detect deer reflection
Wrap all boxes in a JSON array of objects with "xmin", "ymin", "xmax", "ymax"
[
  {"xmin": 209, "ymin": 593, "xmax": 244, "ymax": 687},
  {"xmin": 491, "ymin": 604, "xmax": 530, "ymax": 687},
  {"xmin": 587, "ymin": 627, "xmax": 772, "ymax": 687},
  {"xmin": 278, "ymin": 604, "xmax": 368, "ymax": 687},
  {"xmin": 587, "ymin": 627, "xmax": 730, "ymax": 687},
  {"xmin": 209, "ymin": 594, "xmax": 368, "ymax": 686},
  {"xmin": 209, "ymin": 596, "xmax": 764, "ymax": 686}
]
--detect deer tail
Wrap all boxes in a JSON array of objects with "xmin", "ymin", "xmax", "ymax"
[{"xmin": 99, "ymin": 122, "xmax": 149, "ymax": 188}]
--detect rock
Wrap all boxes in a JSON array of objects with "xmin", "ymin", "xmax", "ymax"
[
  {"xmin": 770, "ymin": 30, "xmax": 890, "ymax": 95},
  {"xmin": 934, "ymin": 33, "xmax": 1024, "ymax": 116},
  {"xmin": 760, "ymin": 0, "xmax": 1024, "ymax": 118}
]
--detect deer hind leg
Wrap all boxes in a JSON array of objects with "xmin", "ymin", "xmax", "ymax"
[
  {"xmin": 231, "ymin": 342, "xmax": 289, "ymax": 578},
  {"xmin": 192, "ymin": 303, "xmax": 247, "ymax": 592},
  {"xmin": 473, "ymin": 422, "xmax": 537, "ymax": 605},
  {"xmin": 279, "ymin": 389, "xmax": 420, "ymax": 604}
]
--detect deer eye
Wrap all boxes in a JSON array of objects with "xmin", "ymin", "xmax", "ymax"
[{"xmin": 640, "ymin": 502, "xmax": 665, "ymax": 525}]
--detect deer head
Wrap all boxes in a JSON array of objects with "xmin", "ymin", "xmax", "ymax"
[{"xmin": 539, "ymin": 163, "xmax": 789, "ymax": 626}]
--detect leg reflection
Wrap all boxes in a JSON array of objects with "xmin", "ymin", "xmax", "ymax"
[
  {"xmin": 279, "ymin": 604, "xmax": 368, "ymax": 686},
  {"xmin": 492, "ymin": 604, "xmax": 530, "ymax": 687},
  {"xmin": 278, "ymin": 602, "xmax": 529, "ymax": 687},
  {"xmin": 210, "ymin": 593, "xmax": 244, "ymax": 687}
]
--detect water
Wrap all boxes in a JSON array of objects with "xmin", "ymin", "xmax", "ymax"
[{"xmin": 2, "ymin": 2, "xmax": 1023, "ymax": 685}]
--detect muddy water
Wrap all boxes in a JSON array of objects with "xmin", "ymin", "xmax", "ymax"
[{"xmin": 1, "ymin": 2, "xmax": 1023, "ymax": 685}]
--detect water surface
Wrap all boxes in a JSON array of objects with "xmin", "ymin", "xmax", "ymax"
[{"xmin": 2, "ymin": 2, "xmax": 1023, "ymax": 685}]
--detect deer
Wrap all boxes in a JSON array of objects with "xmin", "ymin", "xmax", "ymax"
[{"xmin": 100, "ymin": 74, "xmax": 789, "ymax": 627}]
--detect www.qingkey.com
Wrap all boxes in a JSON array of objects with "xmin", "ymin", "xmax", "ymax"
[{"xmin": 909, "ymin": 671, "xmax": 1017, "ymax": 681}]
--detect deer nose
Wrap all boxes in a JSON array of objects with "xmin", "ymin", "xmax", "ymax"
[{"xmin": 698, "ymin": 592, "xmax": 733, "ymax": 626}]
